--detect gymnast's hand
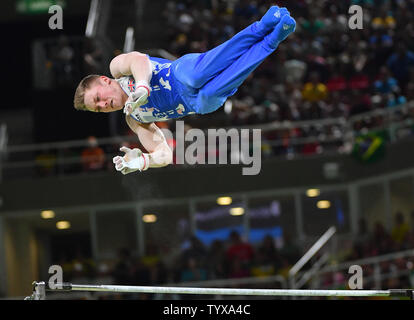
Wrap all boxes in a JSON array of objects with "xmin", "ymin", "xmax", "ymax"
[
  {"xmin": 123, "ymin": 80, "xmax": 151, "ymax": 115},
  {"xmin": 112, "ymin": 146, "xmax": 150, "ymax": 174}
]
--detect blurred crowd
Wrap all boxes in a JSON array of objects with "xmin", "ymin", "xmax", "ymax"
[
  {"xmin": 34, "ymin": 136, "xmax": 113, "ymax": 176},
  {"xmin": 162, "ymin": 0, "xmax": 414, "ymax": 156},
  {"xmin": 56, "ymin": 210, "xmax": 414, "ymax": 299},
  {"xmin": 58, "ymin": 230, "xmax": 302, "ymax": 299},
  {"xmin": 320, "ymin": 211, "xmax": 414, "ymax": 292}
]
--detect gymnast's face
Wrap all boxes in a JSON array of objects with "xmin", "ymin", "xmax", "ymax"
[{"xmin": 84, "ymin": 76, "xmax": 127, "ymax": 113}]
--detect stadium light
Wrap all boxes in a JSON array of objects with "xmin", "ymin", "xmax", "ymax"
[
  {"xmin": 217, "ymin": 197, "xmax": 232, "ymax": 205},
  {"xmin": 142, "ymin": 214, "xmax": 157, "ymax": 223},
  {"xmin": 229, "ymin": 207, "xmax": 245, "ymax": 216},
  {"xmin": 306, "ymin": 189, "xmax": 320, "ymax": 197},
  {"xmin": 56, "ymin": 221, "xmax": 71, "ymax": 230},
  {"xmin": 41, "ymin": 210, "xmax": 55, "ymax": 219},
  {"xmin": 317, "ymin": 200, "xmax": 331, "ymax": 209}
]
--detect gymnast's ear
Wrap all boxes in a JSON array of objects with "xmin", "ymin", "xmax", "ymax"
[{"xmin": 99, "ymin": 76, "xmax": 111, "ymax": 85}]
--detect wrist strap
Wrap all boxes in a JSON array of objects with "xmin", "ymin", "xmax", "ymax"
[
  {"xmin": 141, "ymin": 153, "xmax": 150, "ymax": 171},
  {"xmin": 135, "ymin": 80, "xmax": 151, "ymax": 97}
]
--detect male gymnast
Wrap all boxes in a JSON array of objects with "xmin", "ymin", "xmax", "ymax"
[{"xmin": 73, "ymin": 6, "xmax": 296, "ymax": 174}]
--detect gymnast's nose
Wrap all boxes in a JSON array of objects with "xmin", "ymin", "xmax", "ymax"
[{"xmin": 98, "ymin": 100, "xmax": 108, "ymax": 108}]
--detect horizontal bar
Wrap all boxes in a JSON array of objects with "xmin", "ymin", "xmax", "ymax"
[{"xmin": 49, "ymin": 282, "xmax": 394, "ymax": 297}]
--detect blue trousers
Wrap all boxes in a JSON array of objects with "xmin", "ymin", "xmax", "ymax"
[{"xmin": 173, "ymin": 22, "xmax": 281, "ymax": 114}]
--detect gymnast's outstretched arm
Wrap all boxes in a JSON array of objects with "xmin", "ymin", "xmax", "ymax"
[{"xmin": 112, "ymin": 116, "xmax": 173, "ymax": 174}]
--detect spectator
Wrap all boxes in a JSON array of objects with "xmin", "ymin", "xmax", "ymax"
[
  {"xmin": 326, "ymin": 69, "xmax": 347, "ymax": 93},
  {"xmin": 233, "ymin": 0, "xmax": 259, "ymax": 20},
  {"xmin": 301, "ymin": 140, "xmax": 321, "ymax": 155},
  {"xmin": 206, "ymin": 239, "xmax": 227, "ymax": 279},
  {"xmin": 391, "ymin": 212, "xmax": 410, "ymax": 245},
  {"xmin": 250, "ymin": 235, "xmax": 281, "ymax": 277},
  {"xmin": 112, "ymin": 248, "xmax": 135, "ymax": 285},
  {"xmin": 302, "ymin": 72, "xmax": 328, "ymax": 103},
  {"xmin": 61, "ymin": 147, "xmax": 82, "ymax": 174},
  {"xmin": 132, "ymin": 259, "xmax": 152, "ymax": 300},
  {"xmin": 370, "ymin": 221, "xmax": 395, "ymax": 255},
  {"xmin": 180, "ymin": 257, "xmax": 208, "ymax": 282},
  {"xmin": 71, "ymin": 248, "xmax": 96, "ymax": 283},
  {"xmin": 81, "ymin": 136, "xmax": 106, "ymax": 172},
  {"xmin": 140, "ymin": 242, "xmax": 167, "ymax": 285},
  {"xmin": 356, "ymin": 217, "xmax": 370, "ymax": 244},
  {"xmin": 301, "ymin": 13, "xmax": 325, "ymax": 36},
  {"xmin": 279, "ymin": 232, "xmax": 301, "ymax": 265},
  {"xmin": 180, "ymin": 235, "xmax": 207, "ymax": 267},
  {"xmin": 324, "ymin": 91, "xmax": 350, "ymax": 118},
  {"xmin": 257, "ymin": 235, "xmax": 280, "ymax": 265},
  {"xmin": 387, "ymin": 43, "xmax": 414, "ymax": 89},
  {"xmin": 323, "ymin": 5, "xmax": 347, "ymax": 34},
  {"xmin": 349, "ymin": 91, "xmax": 372, "ymax": 117},
  {"xmin": 386, "ymin": 91, "xmax": 407, "ymax": 108},
  {"xmin": 284, "ymin": 50, "xmax": 307, "ymax": 83},
  {"xmin": 277, "ymin": 257, "xmax": 293, "ymax": 279},
  {"xmin": 250, "ymin": 250, "xmax": 276, "ymax": 278},
  {"xmin": 35, "ymin": 149, "xmax": 57, "ymax": 176},
  {"xmin": 374, "ymin": 66, "xmax": 399, "ymax": 94},
  {"xmin": 228, "ymin": 257, "xmax": 250, "ymax": 279},
  {"xmin": 226, "ymin": 230, "xmax": 254, "ymax": 265},
  {"xmin": 348, "ymin": 70, "xmax": 370, "ymax": 91},
  {"xmin": 371, "ymin": 7, "xmax": 396, "ymax": 30}
]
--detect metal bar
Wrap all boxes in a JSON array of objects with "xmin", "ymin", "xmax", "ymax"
[
  {"xmin": 294, "ymin": 191, "xmax": 305, "ymax": 242},
  {"xmin": 242, "ymin": 194, "xmax": 249, "ymax": 241},
  {"xmin": 318, "ymin": 248, "xmax": 414, "ymax": 274},
  {"xmin": 45, "ymin": 282, "xmax": 396, "ymax": 297},
  {"xmin": 0, "ymin": 215, "xmax": 8, "ymax": 297},
  {"xmin": 85, "ymin": 0, "xmax": 99, "ymax": 37},
  {"xmin": 383, "ymin": 180, "xmax": 392, "ymax": 232},
  {"xmin": 289, "ymin": 226, "xmax": 336, "ymax": 277},
  {"xmin": 89, "ymin": 210, "xmax": 99, "ymax": 260},
  {"xmin": 189, "ymin": 199, "xmax": 197, "ymax": 236},
  {"xmin": 295, "ymin": 252, "xmax": 330, "ymax": 289},
  {"xmin": 7, "ymin": 135, "xmax": 131, "ymax": 153},
  {"xmin": 136, "ymin": 205, "xmax": 145, "ymax": 256},
  {"xmin": 123, "ymin": 27, "xmax": 135, "ymax": 53},
  {"xmin": 166, "ymin": 274, "xmax": 287, "ymax": 288},
  {"xmin": 348, "ymin": 183, "xmax": 360, "ymax": 235}
]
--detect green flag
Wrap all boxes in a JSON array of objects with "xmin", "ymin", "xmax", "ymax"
[{"xmin": 352, "ymin": 131, "xmax": 387, "ymax": 163}]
